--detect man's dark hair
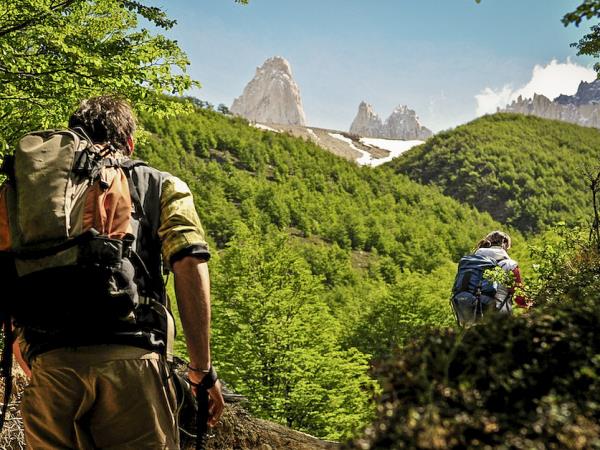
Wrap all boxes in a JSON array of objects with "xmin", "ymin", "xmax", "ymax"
[{"xmin": 68, "ymin": 96, "xmax": 136, "ymax": 155}]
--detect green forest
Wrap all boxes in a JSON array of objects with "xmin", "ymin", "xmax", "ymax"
[
  {"xmin": 138, "ymin": 105, "xmax": 506, "ymax": 438},
  {"xmin": 2, "ymin": 0, "xmax": 599, "ymax": 447},
  {"xmin": 137, "ymin": 104, "xmax": 598, "ymax": 442},
  {"xmin": 390, "ymin": 113, "xmax": 600, "ymax": 233}
]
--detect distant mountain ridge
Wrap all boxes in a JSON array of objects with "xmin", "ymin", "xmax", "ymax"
[
  {"xmin": 350, "ymin": 101, "xmax": 433, "ymax": 140},
  {"xmin": 249, "ymin": 121, "xmax": 423, "ymax": 167},
  {"xmin": 555, "ymin": 79, "xmax": 600, "ymax": 106},
  {"xmin": 503, "ymin": 79, "xmax": 600, "ymax": 129}
]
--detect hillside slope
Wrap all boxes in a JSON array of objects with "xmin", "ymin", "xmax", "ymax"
[
  {"xmin": 135, "ymin": 104, "xmax": 522, "ymax": 439},
  {"xmin": 138, "ymin": 106, "xmax": 504, "ymax": 268},
  {"xmin": 389, "ymin": 113, "xmax": 600, "ymax": 233}
]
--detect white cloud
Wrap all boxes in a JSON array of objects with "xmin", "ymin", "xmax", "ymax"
[{"xmin": 475, "ymin": 60, "xmax": 597, "ymax": 116}]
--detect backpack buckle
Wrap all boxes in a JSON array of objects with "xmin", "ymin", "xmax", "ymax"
[{"xmin": 122, "ymin": 233, "xmax": 135, "ymax": 259}]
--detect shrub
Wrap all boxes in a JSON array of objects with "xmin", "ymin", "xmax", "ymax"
[{"xmin": 347, "ymin": 297, "xmax": 600, "ymax": 449}]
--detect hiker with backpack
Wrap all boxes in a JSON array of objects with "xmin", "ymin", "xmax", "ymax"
[
  {"xmin": 451, "ymin": 230, "xmax": 527, "ymax": 325},
  {"xmin": 0, "ymin": 96, "xmax": 224, "ymax": 448}
]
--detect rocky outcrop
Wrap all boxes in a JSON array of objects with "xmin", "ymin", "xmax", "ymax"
[
  {"xmin": 384, "ymin": 105, "xmax": 433, "ymax": 140},
  {"xmin": 503, "ymin": 80, "xmax": 600, "ymax": 129},
  {"xmin": 555, "ymin": 79, "xmax": 600, "ymax": 106},
  {"xmin": 231, "ymin": 56, "xmax": 307, "ymax": 126},
  {"xmin": 350, "ymin": 102, "xmax": 433, "ymax": 140},
  {"xmin": 349, "ymin": 102, "xmax": 384, "ymax": 137}
]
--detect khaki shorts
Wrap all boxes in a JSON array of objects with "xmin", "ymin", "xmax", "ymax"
[{"xmin": 21, "ymin": 345, "xmax": 179, "ymax": 449}]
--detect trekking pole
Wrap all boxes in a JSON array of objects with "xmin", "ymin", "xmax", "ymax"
[
  {"xmin": 474, "ymin": 286, "xmax": 482, "ymax": 322},
  {"xmin": 449, "ymin": 296, "xmax": 461, "ymax": 327},
  {"xmin": 196, "ymin": 387, "xmax": 209, "ymax": 450},
  {"xmin": 193, "ymin": 366, "xmax": 218, "ymax": 450},
  {"xmin": 498, "ymin": 293, "xmax": 512, "ymax": 313}
]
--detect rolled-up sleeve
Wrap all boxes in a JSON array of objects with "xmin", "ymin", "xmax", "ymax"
[{"xmin": 158, "ymin": 176, "xmax": 210, "ymax": 269}]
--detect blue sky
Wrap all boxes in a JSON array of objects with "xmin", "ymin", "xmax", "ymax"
[{"xmin": 147, "ymin": 0, "xmax": 595, "ymax": 132}]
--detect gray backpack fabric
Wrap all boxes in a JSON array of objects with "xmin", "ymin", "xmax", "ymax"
[{"xmin": 0, "ymin": 129, "xmax": 140, "ymax": 329}]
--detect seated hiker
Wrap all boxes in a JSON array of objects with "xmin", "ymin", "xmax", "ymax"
[{"xmin": 451, "ymin": 230, "xmax": 527, "ymax": 325}]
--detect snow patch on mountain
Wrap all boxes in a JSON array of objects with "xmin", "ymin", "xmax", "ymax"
[
  {"xmin": 253, "ymin": 123, "xmax": 281, "ymax": 133},
  {"xmin": 329, "ymin": 133, "xmax": 373, "ymax": 165},
  {"xmin": 360, "ymin": 138, "xmax": 424, "ymax": 166}
]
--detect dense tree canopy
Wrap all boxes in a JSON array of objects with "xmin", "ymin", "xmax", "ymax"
[
  {"xmin": 138, "ymin": 106, "xmax": 502, "ymax": 265},
  {"xmin": 211, "ymin": 224, "xmax": 377, "ymax": 440},
  {"xmin": 0, "ymin": 0, "xmax": 195, "ymax": 150},
  {"xmin": 389, "ymin": 113, "xmax": 600, "ymax": 233}
]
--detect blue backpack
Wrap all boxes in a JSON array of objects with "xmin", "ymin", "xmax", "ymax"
[{"xmin": 451, "ymin": 253, "xmax": 500, "ymax": 325}]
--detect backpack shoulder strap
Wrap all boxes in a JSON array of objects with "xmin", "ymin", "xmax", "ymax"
[
  {"xmin": 119, "ymin": 160, "xmax": 149, "ymax": 222},
  {"xmin": 119, "ymin": 159, "xmax": 148, "ymax": 170},
  {"xmin": 118, "ymin": 160, "xmax": 166, "ymax": 300}
]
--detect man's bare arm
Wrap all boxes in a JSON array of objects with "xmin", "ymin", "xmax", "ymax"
[
  {"xmin": 172, "ymin": 255, "xmax": 224, "ymax": 426},
  {"xmin": 173, "ymin": 256, "xmax": 211, "ymax": 369}
]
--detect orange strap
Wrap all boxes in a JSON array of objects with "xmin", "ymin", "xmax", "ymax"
[{"xmin": 83, "ymin": 167, "xmax": 133, "ymax": 239}]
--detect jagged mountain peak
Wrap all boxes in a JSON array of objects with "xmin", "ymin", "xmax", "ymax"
[
  {"xmin": 350, "ymin": 101, "xmax": 383, "ymax": 137},
  {"xmin": 230, "ymin": 56, "xmax": 306, "ymax": 126},
  {"xmin": 391, "ymin": 104, "xmax": 410, "ymax": 114},
  {"xmin": 350, "ymin": 102, "xmax": 432, "ymax": 140},
  {"xmin": 503, "ymin": 79, "xmax": 600, "ymax": 129},
  {"xmin": 258, "ymin": 56, "xmax": 292, "ymax": 74},
  {"xmin": 555, "ymin": 78, "xmax": 600, "ymax": 106}
]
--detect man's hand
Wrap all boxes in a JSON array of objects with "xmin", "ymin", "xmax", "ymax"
[
  {"xmin": 172, "ymin": 255, "xmax": 224, "ymax": 427},
  {"xmin": 188, "ymin": 370, "xmax": 225, "ymax": 427}
]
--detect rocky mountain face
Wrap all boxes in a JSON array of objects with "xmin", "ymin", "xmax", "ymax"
[
  {"xmin": 349, "ymin": 102, "xmax": 383, "ymax": 137},
  {"xmin": 503, "ymin": 80, "xmax": 600, "ymax": 129},
  {"xmin": 555, "ymin": 79, "xmax": 600, "ymax": 106},
  {"xmin": 350, "ymin": 101, "xmax": 433, "ymax": 140},
  {"xmin": 230, "ymin": 56, "xmax": 307, "ymax": 126}
]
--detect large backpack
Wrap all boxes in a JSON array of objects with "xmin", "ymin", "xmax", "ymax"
[
  {"xmin": 0, "ymin": 129, "xmax": 140, "ymax": 326},
  {"xmin": 0, "ymin": 129, "xmax": 174, "ymax": 429},
  {"xmin": 450, "ymin": 253, "xmax": 501, "ymax": 326}
]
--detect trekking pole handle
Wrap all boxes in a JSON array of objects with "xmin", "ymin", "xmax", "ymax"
[{"xmin": 188, "ymin": 366, "xmax": 218, "ymax": 450}]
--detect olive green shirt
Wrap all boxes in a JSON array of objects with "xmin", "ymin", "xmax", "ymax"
[{"xmin": 157, "ymin": 176, "xmax": 209, "ymax": 269}]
